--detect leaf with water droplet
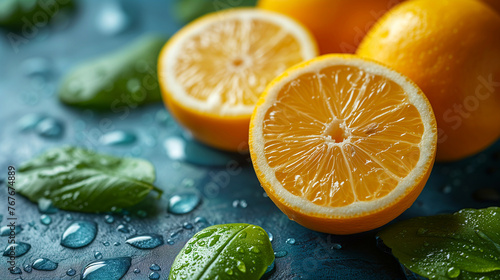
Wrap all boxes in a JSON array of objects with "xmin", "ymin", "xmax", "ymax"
[
  {"xmin": 16, "ymin": 146, "xmax": 162, "ymax": 212},
  {"xmin": 169, "ymin": 223, "xmax": 274, "ymax": 280},
  {"xmin": 58, "ymin": 35, "xmax": 167, "ymax": 109},
  {"xmin": 379, "ymin": 207, "xmax": 500, "ymax": 279}
]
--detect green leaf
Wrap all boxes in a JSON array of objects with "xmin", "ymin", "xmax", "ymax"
[
  {"xmin": 172, "ymin": 0, "xmax": 258, "ymax": 23},
  {"xmin": 16, "ymin": 146, "xmax": 162, "ymax": 213},
  {"xmin": 170, "ymin": 223, "xmax": 274, "ymax": 280},
  {"xmin": 0, "ymin": 0, "xmax": 75, "ymax": 30},
  {"xmin": 379, "ymin": 207, "xmax": 500, "ymax": 280},
  {"xmin": 58, "ymin": 35, "xmax": 167, "ymax": 109}
]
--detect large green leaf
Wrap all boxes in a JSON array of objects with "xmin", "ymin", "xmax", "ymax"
[
  {"xmin": 170, "ymin": 223, "xmax": 274, "ymax": 280},
  {"xmin": 17, "ymin": 146, "xmax": 162, "ymax": 213},
  {"xmin": 172, "ymin": 0, "xmax": 258, "ymax": 23},
  {"xmin": 379, "ymin": 207, "xmax": 500, "ymax": 280},
  {"xmin": 0, "ymin": 0, "xmax": 75, "ymax": 30},
  {"xmin": 58, "ymin": 35, "xmax": 167, "ymax": 109}
]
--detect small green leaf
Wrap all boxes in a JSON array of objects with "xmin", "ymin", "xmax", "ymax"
[
  {"xmin": 0, "ymin": 0, "xmax": 75, "ymax": 30},
  {"xmin": 379, "ymin": 207, "xmax": 500, "ymax": 280},
  {"xmin": 170, "ymin": 223, "xmax": 274, "ymax": 280},
  {"xmin": 58, "ymin": 35, "xmax": 167, "ymax": 109},
  {"xmin": 171, "ymin": 0, "xmax": 257, "ymax": 23},
  {"xmin": 17, "ymin": 146, "xmax": 162, "ymax": 213}
]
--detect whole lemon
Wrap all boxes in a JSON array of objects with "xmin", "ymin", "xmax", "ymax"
[
  {"xmin": 257, "ymin": 0, "xmax": 403, "ymax": 54},
  {"xmin": 357, "ymin": 0, "xmax": 500, "ymax": 161}
]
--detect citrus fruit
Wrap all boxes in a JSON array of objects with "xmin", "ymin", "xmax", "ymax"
[
  {"xmin": 158, "ymin": 8, "xmax": 318, "ymax": 151},
  {"xmin": 481, "ymin": 0, "xmax": 500, "ymax": 13},
  {"xmin": 257, "ymin": 0, "xmax": 403, "ymax": 54},
  {"xmin": 357, "ymin": 0, "xmax": 500, "ymax": 161},
  {"xmin": 249, "ymin": 55, "xmax": 437, "ymax": 235}
]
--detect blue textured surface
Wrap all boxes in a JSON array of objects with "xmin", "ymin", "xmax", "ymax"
[{"xmin": 1, "ymin": 1, "xmax": 500, "ymax": 279}]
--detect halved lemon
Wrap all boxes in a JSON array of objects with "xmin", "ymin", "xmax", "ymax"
[
  {"xmin": 158, "ymin": 8, "xmax": 318, "ymax": 151},
  {"xmin": 250, "ymin": 55, "xmax": 437, "ymax": 234}
]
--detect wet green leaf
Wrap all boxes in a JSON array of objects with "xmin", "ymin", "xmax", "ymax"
[
  {"xmin": 0, "ymin": 0, "xmax": 75, "ymax": 30},
  {"xmin": 379, "ymin": 207, "xmax": 500, "ymax": 280},
  {"xmin": 170, "ymin": 223, "xmax": 274, "ymax": 280},
  {"xmin": 172, "ymin": 0, "xmax": 257, "ymax": 23},
  {"xmin": 17, "ymin": 146, "xmax": 162, "ymax": 213},
  {"xmin": 58, "ymin": 35, "xmax": 167, "ymax": 109}
]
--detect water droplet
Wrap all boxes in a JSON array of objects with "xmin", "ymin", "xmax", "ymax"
[
  {"xmin": 21, "ymin": 57, "xmax": 52, "ymax": 78},
  {"xmin": 104, "ymin": 215, "xmax": 115, "ymax": 224},
  {"xmin": 66, "ymin": 268, "xmax": 76, "ymax": 276},
  {"xmin": 250, "ymin": 246, "xmax": 260, "ymax": 253},
  {"xmin": 81, "ymin": 257, "xmax": 131, "ymax": 280},
  {"xmin": 331, "ymin": 243, "xmax": 342, "ymax": 250},
  {"xmin": 417, "ymin": 228, "xmax": 428, "ymax": 235},
  {"xmin": 40, "ymin": 214, "xmax": 52, "ymax": 225},
  {"xmin": 38, "ymin": 198, "xmax": 58, "ymax": 214},
  {"xmin": 17, "ymin": 114, "xmax": 46, "ymax": 131},
  {"xmin": 263, "ymin": 260, "xmax": 275, "ymax": 278},
  {"xmin": 3, "ymin": 242, "xmax": 31, "ymax": 257},
  {"xmin": 103, "ymin": 241, "xmax": 110, "ymax": 246},
  {"xmin": 99, "ymin": 131, "xmax": 137, "ymax": 146},
  {"xmin": 237, "ymin": 260, "xmax": 246, "ymax": 273},
  {"xmin": 183, "ymin": 222, "xmax": 193, "ymax": 230},
  {"xmin": 267, "ymin": 231, "xmax": 274, "ymax": 242},
  {"xmin": 61, "ymin": 221, "xmax": 98, "ymax": 248},
  {"xmin": 239, "ymin": 231, "xmax": 247, "ymax": 239},
  {"xmin": 123, "ymin": 215, "xmax": 131, "ymax": 222},
  {"xmin": 0, "ymin": 225, "xmax": 23, "ymax": 236},
  {"xmin": 136, "ymin": 210, "xmax": 147, "ymax": 218},
  {"xmin": 32, "ymin": 258, "xmax": 58, "ymax": 271},
  {"xmin": 155, "ymin": 110, "xmax": 170, "ymax": 124},
  {"xmin": 164, "ymin": 136, "xmax": 243, "ymax": 166},
  {"xmin": 66, "ymin": 214, "xmax": 73, "ymax": 220},
  {"xmin": 149, "ymin": 263, "xmax": 161, "ymax": 271},
  {"xmin": 23, "ymin": 264, "xmax": 32, "ymax": 273},
  {"xmin": 274, "ymin": 250, "xmax": 288, "ymax": 258},
  {"xmin": 36, "ymin": 117, "xmax": 64, "ymax": 138},
  {"xmin": 134, "ymin": 268, "xmax": 141, "ymax": 274},
  {"xmin": 442, "ymin": 185, "xmax": 452, "ymax": 194},
  {"xmin": 168, "ymin": 192, "xmax": 201, "ymax": 214},
  {"xmin": 170, "ymin": 228, "xmax": 183, "ymax": 238},
  {"xmin": 286, "ymin": 238, "xmax": 296, "ymax": 245},
  {"xmin": 113, "ymin": 242, "xmax": 121, "ymax": 246},
  {"xmin": 126, "ymin": 234, "xmax": 164, "ymax": 249},
  {"xmin": 96, "ymin": 1, "xmax": 130, "ymax": 35},
  {"xmin": 9, "ymin": 266, "xmax": 22, "ymax": 274},
  {"xmin": 447, "ymin": 267, "xmax": 460, "ymax": 278},
  {"xmin": 149, "ymin": 271, "xmax": 160, "ymax": 279},
  {"xmin": 117, "ymin": 224, "xmax": 129, "ymax": 233},
  {"xmin": 194, "ymin": 216, "xmax": 207, "ymax": 224},
  {"xmin": 225, "ymin": 268, "xmax": 233, "ymax": 275},
  {"xmin": 94, "ymin": 251, "xmax": 103, "ymax": 260}
]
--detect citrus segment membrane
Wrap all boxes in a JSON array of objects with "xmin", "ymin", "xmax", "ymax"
[
  {"xmin": 263, "ymin": 65, "xmax": 425, "ymax": 208},
  {"xmin": 162, "ymin": 9, "xmax": 317, "ymax": 116}
]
